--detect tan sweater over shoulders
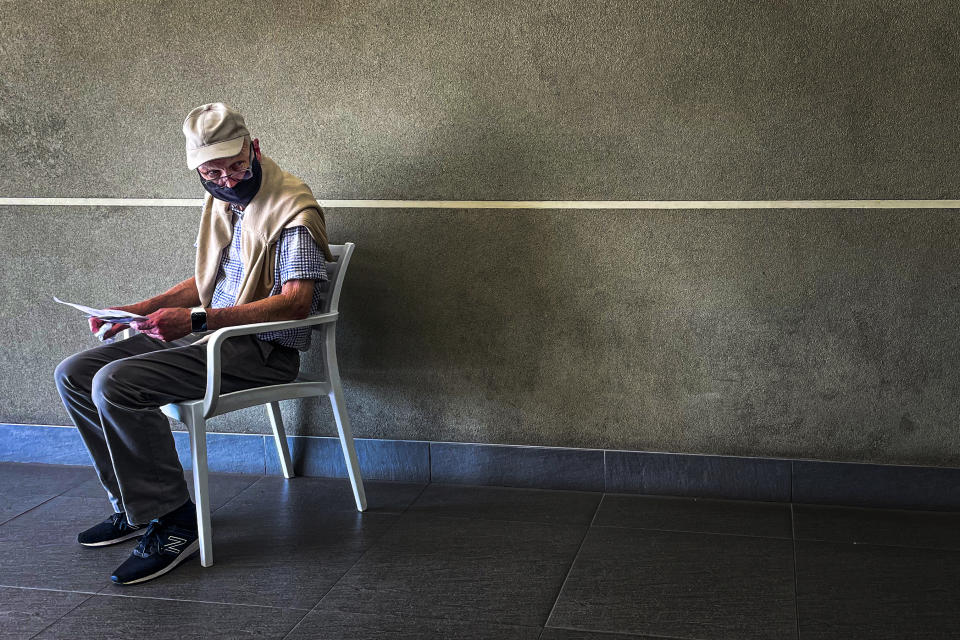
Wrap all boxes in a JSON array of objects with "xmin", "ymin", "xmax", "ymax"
[{"xmin": 193, "ymin": 154, "xmax": 335, "ymax": 310}]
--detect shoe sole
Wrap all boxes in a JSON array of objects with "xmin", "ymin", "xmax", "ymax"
[
  {"xmin": 111, "ymin": 540, "xmax": 201, "ymax": 585},
  {"xmin": 79, "ymin": 530, "xmax": 143, "ymax": 547}
]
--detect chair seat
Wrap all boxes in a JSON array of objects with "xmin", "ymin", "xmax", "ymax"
[{"xmin": 161, "ymin": 380, "xmax": 332, "ymax": 420}]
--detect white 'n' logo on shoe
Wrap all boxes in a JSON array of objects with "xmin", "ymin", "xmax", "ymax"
[{"xmin": 163, "ymin": 535, "xmax": 189, "ymax": 555}]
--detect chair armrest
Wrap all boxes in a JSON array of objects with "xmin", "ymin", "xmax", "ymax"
[{"xmin": 203, "ymin": 312, "xmax": 338, "ymax": 418}]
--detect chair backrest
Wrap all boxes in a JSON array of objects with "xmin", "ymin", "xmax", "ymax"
[{"xmin": 315, "ymin": 242, "xmax": 355, "ymax": 320}]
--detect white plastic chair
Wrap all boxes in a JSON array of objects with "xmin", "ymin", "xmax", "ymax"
[{"xmin": 159, "ymin": 242, "xmax": 365, "ymax": 567}]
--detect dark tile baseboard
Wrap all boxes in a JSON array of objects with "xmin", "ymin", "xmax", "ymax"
[
  {"xmin": 792, "ymin": 460, "xmax": 960, "ymax": 512},
  {"xmin": 605, "ymin": 450, "xmax": 791, "ymax": 502},
  {"xmin": 431, "ymin": 442, "xmax": 605, "ymax": 491},
  {"xmin": 3, "ymin": 423, "xmax": 959, "ymax": 511}
]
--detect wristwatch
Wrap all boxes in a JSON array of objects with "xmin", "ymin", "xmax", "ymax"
[{"xmin": 190, "ymin": 306, "xmax": 208, "ymax": 333}]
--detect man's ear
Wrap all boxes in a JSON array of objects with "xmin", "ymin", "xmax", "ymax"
[{"xmin": 252, "ymin": 138, "xmax": 261, "ymax": 161}]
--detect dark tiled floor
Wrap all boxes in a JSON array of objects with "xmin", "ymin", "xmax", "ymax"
[{"xmin": 2, "ymin": 462, "xmax": 960, "ymax": 639}]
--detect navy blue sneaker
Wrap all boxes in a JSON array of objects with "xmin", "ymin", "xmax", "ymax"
[
  {"xmin": 78, "ymin": 512, "xmax": 142, "ymax": 547},
  {"xmin": 110, "ymin": 518, "xmax": 199, "ymax": 585}
]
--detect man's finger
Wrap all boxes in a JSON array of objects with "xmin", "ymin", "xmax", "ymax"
[{"xmin": 105, "ymin": 323, "xmax": 130, "ymax": 339}]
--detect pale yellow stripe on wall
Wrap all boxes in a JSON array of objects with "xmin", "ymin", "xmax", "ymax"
[{"xmin": 2, "ymin": 198, "xmax": 960, "ymax": 209}]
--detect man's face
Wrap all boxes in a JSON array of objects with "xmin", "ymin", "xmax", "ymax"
[{"xmin": 197, "ymin": 138, "xmax": 261, "ymax": 188}]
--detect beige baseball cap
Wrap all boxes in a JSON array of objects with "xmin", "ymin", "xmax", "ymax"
[{"xmin": 182, "ymin": 103, "xmax": 250, "ymax": 170}]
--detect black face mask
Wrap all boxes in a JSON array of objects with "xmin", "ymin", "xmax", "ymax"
[{"xmin": 199, "ymin": 151, "xmax": 262, "ymax": 207}]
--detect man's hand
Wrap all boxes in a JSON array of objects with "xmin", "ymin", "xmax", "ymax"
[
  {"xmin": 89, "ymin": 316, "xmax": 129, "ymax": 340},
  {"xmin": 89, "ymin": 303, "xmax": 142, "ymax": 340},
  {"xmin": 131, "ymin": 308, "xmax": 192, "ymax": 342}
]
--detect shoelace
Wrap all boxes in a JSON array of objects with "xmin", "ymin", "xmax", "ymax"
[
  {"xmin": 110, "ymin": 512, "xmax": 137, "ymax": 531},
  {"xmin": 132, "ymin": 520, "xmax": 162, "ymax": 558}
]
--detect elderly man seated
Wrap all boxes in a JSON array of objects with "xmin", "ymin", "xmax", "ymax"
[{"xmin": 54, "ymin": 103, "xmax": 335, "ymax": 585}]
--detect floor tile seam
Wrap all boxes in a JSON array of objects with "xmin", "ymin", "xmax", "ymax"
[
  {"xmin": 590, "ymin": 494, "xmax": 606, "ymax": 527},
  {"xmin": 308, "ymin": 512, "xmax": 408, "ymax": 579},
  {"xmin": 589, "ymin": 522, "xmax": 794, "ymax": 541},
  {"xmin": 306, "ymin": 602, "xmax": 545, "ymax": 630},
  {"xmin": 399, "ymin": 481, "xmax": 432, "ymax": 516},
  {"xmin": 92, "ymin": 590, "xmax": 313, "ymax": 612},
  {"xmin": 607, "ymin": 492, "xmax": 795, "ymax": 506},
  {"xmin": 470, "ymin": 484, "xmax": 604, "ymax": 494},
  {"xmin": 604, "ymin": 490, "xmax": 791, "ymax": 507},
  {"xmin": 791, "ymin": 501, "xmax": 960, "ymax": 515},
  {"xmin": 792, "ymin": 537, "xmax": 960, "ymax": 553},
  {"xmin": 0, "ymin": 583, "xmax": 99, "ymax": 595},
  {"xmin": 26, "ymin": 590, "xmax": 97, "ymax": 640},
  {"xmin": 607, "ymin": 493, "xmax": 960, "ymax": 514},
  {"xmin": 544, "ymin": 623, "xmax": 692, "ymax": 638},
  {"xmin": 24, "ymin": 465, "xmax": 960, "ymax": 515},
  {"xmin": 2, "ymin": 477, "xmax": 257, "ymax": 543},
  {"xmin": 0, "ymin": 492, "xmax": 73, "ymax": 529},
  {"xmin": 434, "ymin": 481, "xmax": 603, "ymax": 497},
  {"xmin": 207, "ymin": 474, "xmax": 269, "ymax": 516},
  {"xmin": 303, "ymin": 490, "xmax": 428, "ymax": 614},
  {"xmin": 791, "ymin": 503, "xmax": 801, "ymax": 640},
  {"xmin": 305, "ymin": 509, "xmax": 589, "ymax": 618},
  {"xmin": 1, "ymin": 471, "xmax": 92, "ymax": 526},
  {"xmin": 405, "ymin": 511, "xmax": 597, "ymax": 528},
  {"xmin": 277, "ymin": 607, "xmax": 316, "ymax": 640},
  {"xmin": 543, "ymin": 495, "xmax": 605, "ymax": 627}
]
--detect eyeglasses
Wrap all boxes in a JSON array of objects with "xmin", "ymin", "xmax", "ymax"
[{"xmin": 197, "ymin": 149, "xmax": 254, "ymax": 184}]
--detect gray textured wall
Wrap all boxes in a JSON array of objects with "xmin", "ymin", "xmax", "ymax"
[{"xmin": 3, "ymin": 1, "xmax": 960, "ymax": 466}]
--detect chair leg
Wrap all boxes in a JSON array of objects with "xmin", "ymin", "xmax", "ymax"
[
  {"xmin": 325, "ymin": 331, "xmax": 367, "ymax": 512},
  {"xmin": 265, "ymin": 401, "xmax": 294, "ymax": 479},
  {"xmin": 329, "ymin": 385, "xmax": 367, "ymax": 512},
  {"xmin": 186, "ymin": 404, "xmax": 213, "ymax": 567}
]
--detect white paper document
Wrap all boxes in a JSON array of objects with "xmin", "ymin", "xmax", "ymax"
[{"xmin": 53, "ymin": 296, "xmax": 148, "ymax": 323}]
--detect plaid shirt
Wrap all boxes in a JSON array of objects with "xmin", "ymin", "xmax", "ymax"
[{"xmin": 195, "ymin": 205, "xmax": 328, "ymax": 351}]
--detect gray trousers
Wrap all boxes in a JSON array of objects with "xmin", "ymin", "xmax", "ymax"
[{"xmin": 54, "ymin": 332, "xmax": 300, "ymax": 525}]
